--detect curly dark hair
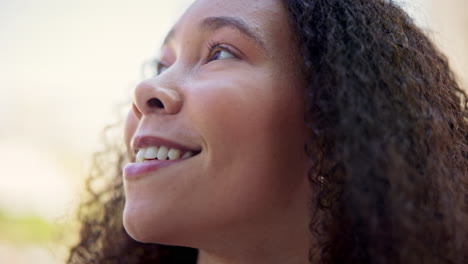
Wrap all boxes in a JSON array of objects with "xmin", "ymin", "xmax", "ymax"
[{"xmin": 67, "ymin": 0, "xmax": 468, "ymax": 263}]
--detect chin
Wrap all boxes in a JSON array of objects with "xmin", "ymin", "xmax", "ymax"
[
  {"xmin": 123, "ymin": 206, "xmax": 153, "ymax": 243},
  {"xmin": 122, "ymin": 203, "xmax": 187, "ymax": 245}
]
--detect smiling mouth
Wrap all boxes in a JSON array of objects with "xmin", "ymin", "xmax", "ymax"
[
  {"xmin": 125, "ymin": 145, "xmax": 201, "ymax": 179},
  {"xmin": 135, "ymin": 145, "xmax": 200, "ymax": 163}
]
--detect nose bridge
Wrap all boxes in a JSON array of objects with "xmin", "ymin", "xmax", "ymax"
[{"xmin": 133, "ymin": 76, "xmax": 183, "ymax": 119}]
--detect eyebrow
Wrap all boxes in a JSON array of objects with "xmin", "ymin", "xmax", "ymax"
[{"xmin": 163, "ymin": 16, "xmax": 266, "ymax": 51}]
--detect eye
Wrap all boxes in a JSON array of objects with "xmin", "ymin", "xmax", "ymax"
[
  {"xmin": 207, "ymin": 43, "xmax": 237, "ymax": 62},
  {"xmin": 142, "ymin": 59, "xmax": 170, "ymax": 79},
  {"xmin": 157, "ymin": 63, "xmax": 169, "ymax": 75},
  {"xmin": 210, "ymin": 49, "xmax": 236, "ymax": 61}
]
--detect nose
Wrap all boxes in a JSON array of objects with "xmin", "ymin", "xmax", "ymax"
[{"xmin": 132, "ymin": 79, "xmax": 183, "ymax": 119}]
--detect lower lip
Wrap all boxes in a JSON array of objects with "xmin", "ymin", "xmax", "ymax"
[{"xmin": 123, "ymin": 159, "xmax": 182, "ymax": 180}]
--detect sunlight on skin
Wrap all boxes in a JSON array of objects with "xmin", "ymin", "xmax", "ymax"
[
  {"xmin": 0, "ymin": 0, "xmax": 459, "ymax": 227},
  {"xmin": 0, "ymin": 0, "xmax": 465, "ymax": 263}
]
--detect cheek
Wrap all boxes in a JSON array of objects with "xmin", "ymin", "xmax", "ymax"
[
  {"xmin": 184, "ymin": 70, "xmax": 308, "ymax": 215},
  {"xmin": 189, "ymin": 69, "xmax": 305, "ymax": 150}
]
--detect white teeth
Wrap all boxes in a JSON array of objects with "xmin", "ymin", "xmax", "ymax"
[
  {"xmin": 144, "ymin": 146, "xmax": 158, "ymax": 159},
  {"xmin": 136, "ymin": 149, "xmax": 145, "ymax": 163},
  {"xmin": 135, "ymin": 146, "xmax": 197, "ymax": 163},
  {"xmin": 156, "ymin": 146, "xmax": 169, "ymax": 160},
  {"xmin": 181, "ymin": 151, "xmax": 193, "ymax": 159},
  {"xmin": 168, "ymin": 148, "xmax": 181, "ymax": 160}
]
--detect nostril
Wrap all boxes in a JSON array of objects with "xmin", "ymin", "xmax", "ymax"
[{"xmin": 147, "ymin": 98, "xmax": 164, "ymax": 108}]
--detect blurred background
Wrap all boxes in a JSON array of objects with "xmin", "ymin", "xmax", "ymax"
[{"xmin": 0, "ymin": 0, "xmax": 466, "ymax": 263}]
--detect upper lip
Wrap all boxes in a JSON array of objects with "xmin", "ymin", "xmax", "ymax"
[{"xmin": 131, "ymin": 135, "xmax": 202, "ymax": 155}]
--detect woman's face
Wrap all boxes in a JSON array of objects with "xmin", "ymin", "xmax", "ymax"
[{"xmin": 123, "ymin": 0, "xmax": 311, "ymax": 249}]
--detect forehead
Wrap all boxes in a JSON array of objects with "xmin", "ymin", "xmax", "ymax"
[
  {"xmin": 185, "ymin": 0, "xmax": 281, "ymax": 18},
  {"xmin": 167, "ymin": 0, "xmax": 291, "ymax": 48}
]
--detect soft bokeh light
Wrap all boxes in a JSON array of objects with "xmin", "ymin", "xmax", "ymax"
[
  {"xmin": 0, "ymin": 0, "xmax": 466, "ymax": 263},
  {"xmin": 0, "ymin": 0, "xmax": 193, "ymax": 263}
]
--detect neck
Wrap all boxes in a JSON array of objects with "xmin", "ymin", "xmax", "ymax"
[
  {"xmin": 197, "ymin": 244, "xmax": 310, "ymax": 264},
  {"xmin": 195, "ymin": 190, "xmax": 312, "ymax": 264}
]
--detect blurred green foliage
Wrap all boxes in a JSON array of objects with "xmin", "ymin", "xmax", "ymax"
[{"xmin": 0, "ymin": 208, "xmax": 55, "ymax": 245}]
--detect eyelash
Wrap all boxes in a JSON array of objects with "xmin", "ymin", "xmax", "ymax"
[
  {"xmin": 152, "ymin": 41, "xmax": 238, "ymax": 77},
  {"xmin": 206, "ymin": 41, "xmax": 238, "ymax": 62}
]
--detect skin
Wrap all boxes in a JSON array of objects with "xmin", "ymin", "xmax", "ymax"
[{"xmin": 124, "ymin": 0, "xmax": 312, "ymax": 263}]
